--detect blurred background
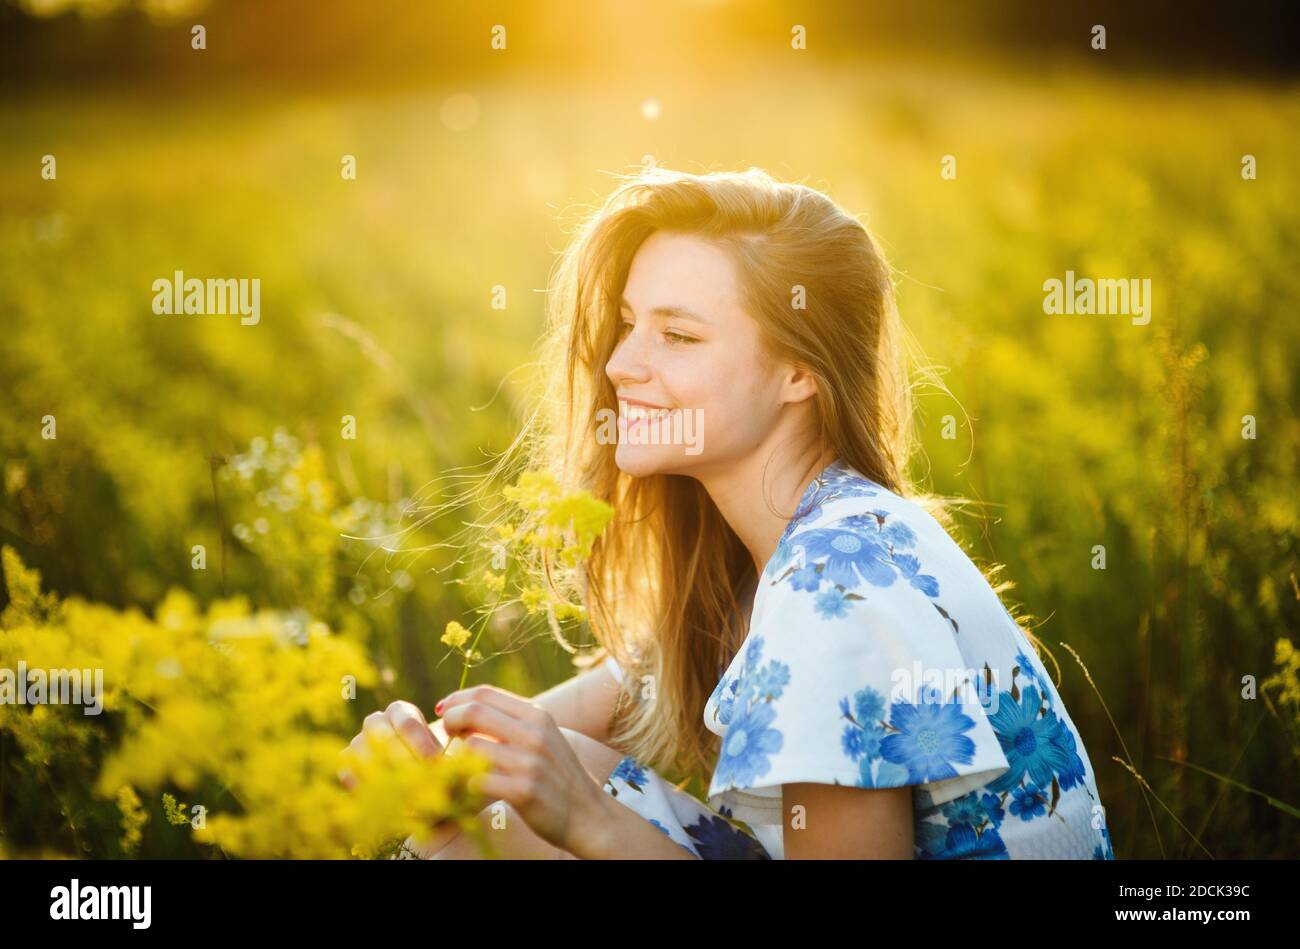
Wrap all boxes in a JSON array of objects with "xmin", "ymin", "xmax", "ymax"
[{"xmin": 0, "ymin": 0, "xmax": 1297, "ymax": 858}]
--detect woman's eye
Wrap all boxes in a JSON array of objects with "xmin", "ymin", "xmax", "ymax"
[{"xmin": 664, "ymin": 331, "xmax": 697, "ymax": 345}]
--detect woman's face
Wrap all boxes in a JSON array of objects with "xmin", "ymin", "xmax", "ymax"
[{"xmin": 603, "ymin": 230, "xmax": 803, "ymax": 479}]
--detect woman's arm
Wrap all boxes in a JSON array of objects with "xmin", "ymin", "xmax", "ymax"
[
  {"xmin": 780, "ymin": 783, "xmax": 914, "ymax": 859},
  {"xmin": 532, "ymin": 656, "xmax": 627, "ymax": 744}
]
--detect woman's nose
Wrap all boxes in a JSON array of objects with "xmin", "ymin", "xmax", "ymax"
[{"xmin": 605, "ymin": 330, "xmax": 652, "ymax": 387}]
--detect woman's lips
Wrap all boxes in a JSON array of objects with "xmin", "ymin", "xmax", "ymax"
[
  {"xmin": 616, "ymin": 401, "xmax": 680, "ymax": 438},
  {"xmin": 621, "ymin": 404, "xmax": 674, "ymax": 421}
]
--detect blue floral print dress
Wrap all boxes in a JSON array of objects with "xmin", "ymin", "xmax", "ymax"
[{"xmin": 600, "ymin": 458, "xmax": 1117, "ymax": 860}]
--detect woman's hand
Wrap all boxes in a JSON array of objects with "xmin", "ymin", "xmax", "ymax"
[
  {"xmin": 338, "ymin": 699, "xmax": 443, "ymax": 790},
  {"xmin": 434, "ymin": 684, "xmax": 609, "ymax": 857}
]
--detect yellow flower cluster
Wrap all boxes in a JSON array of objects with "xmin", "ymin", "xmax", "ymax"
[
  {"xmin": 1263, "ymin": 638, "xmax": 1300, "ymax": 748},
  {"xmin": 500, "ymin": 470, "xmax": 614, "ymax": 569},
  {"xmin": 116, "ymin": 785, "xmax": 148, "ymax": 856},
  {"xmin": 496, "ymin": 470, "xmax": 613, "ymax": 623},
  {"xmin": 440, "ymin": 621, "xmax": 471, "ymax": 649},
  {"xmin": 441, "ymin": 471, "xmax": 615, "ymax": 683},
  {"xmin": 0, "ymin": 547, "xmax": 492, "ymax": 859},
  {"xmin": 161, "ymin": 792, "xmax": 191, "ymax": 826},
  {"xmin": 440, "ymin": 620, "xmax": 482, "ymax": 662}
]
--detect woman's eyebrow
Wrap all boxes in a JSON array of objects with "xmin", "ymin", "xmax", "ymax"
[{"xmin": 619, "ymin": 297, "xmax": 711, "ymax": 325}]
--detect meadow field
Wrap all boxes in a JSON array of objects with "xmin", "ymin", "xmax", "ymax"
[{"xmin": 1, "ymin": 59, "xmax": 1297, "ymax": 858}]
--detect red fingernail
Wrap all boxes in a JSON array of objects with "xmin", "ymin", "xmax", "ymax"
[{"xmin": 434, "ymin": 700, "xmax": 444, "ymax": 714}]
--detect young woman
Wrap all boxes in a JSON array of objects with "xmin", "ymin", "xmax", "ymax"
[{"xmin": 345, "ymin": 167, "xmax": 1117, "ymax": 860}]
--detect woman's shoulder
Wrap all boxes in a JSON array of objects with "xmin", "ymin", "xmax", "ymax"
[
  {"xmin": 763, "ymin": 461, "xmax": 971, "ymax": 623},
  {"xmin": 775, "ymin": 460, "xmax": 947, "ymax": 542},
  {"xmin": 760, "ymin": 462, "xmax": 1049, "ymax": 674}
]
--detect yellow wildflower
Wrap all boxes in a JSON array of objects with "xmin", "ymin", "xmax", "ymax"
[{"xmin": 441, "ymin": 621, "xmax": 471, "ymax": 650}]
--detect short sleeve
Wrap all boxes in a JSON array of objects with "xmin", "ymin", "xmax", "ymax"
[{"xmin": 705, "ymin": 544, "xmax": 1011, "ymax": 824}]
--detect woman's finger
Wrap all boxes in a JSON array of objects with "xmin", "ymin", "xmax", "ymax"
[
  {"xmin": 338, "ymin": 722, "xmax": 387, "ymax": 788},
  {"xmin": 440, "ymin": 699, "xmax": 541, "ymax": 748},
  {"xmin": 437, "ymin": 685, "xmax": 550, "ymax": 728},
  {"xmin": 348, "ymin": 719, "xmax": 386, "ymax": 760},
  {"xmin": 338, "ymin": 729, "xmax": 369, "ymax": 789},
  {"xmin": 338, "ymin": 722, "xmax": 379, "ymax": 785},
  {"xmin": 467, "ymin": 770, "xmax": 532, "ymax": 807},
  {"xmin": 361, "ymin": 710, "xmax": 392, "ymax": 736},
  {"xmin": 462, "ymin": 734, "xmax": 533, "ymax": 776},
  {"xmin": 385, "ymin": 700, "xmax": 442, "ymax": 758}
]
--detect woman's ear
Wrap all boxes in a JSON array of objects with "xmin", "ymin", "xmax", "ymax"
[{"xmin": 779, "ymin": 363, "xmax": 820, "ymax": 405}]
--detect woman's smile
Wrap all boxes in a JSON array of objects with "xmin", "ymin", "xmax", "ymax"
[{"xmin": 616, "ymin": 396, "xmax": 677, "ymax": 437}]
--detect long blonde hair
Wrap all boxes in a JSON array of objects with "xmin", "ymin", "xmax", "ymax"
[{"xmin": 498, "ymin": 166, "xmax": 1047, "ymax": 781}]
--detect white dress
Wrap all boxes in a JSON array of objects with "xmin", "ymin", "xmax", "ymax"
[{"xmin": 600, "ymin": 458, "xmax": 1117, "ymax": 860}]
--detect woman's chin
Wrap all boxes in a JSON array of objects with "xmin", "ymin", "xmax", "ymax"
[{"xmin": 614, "ymin": 444, "xmax": 687, "ymax": 478}]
